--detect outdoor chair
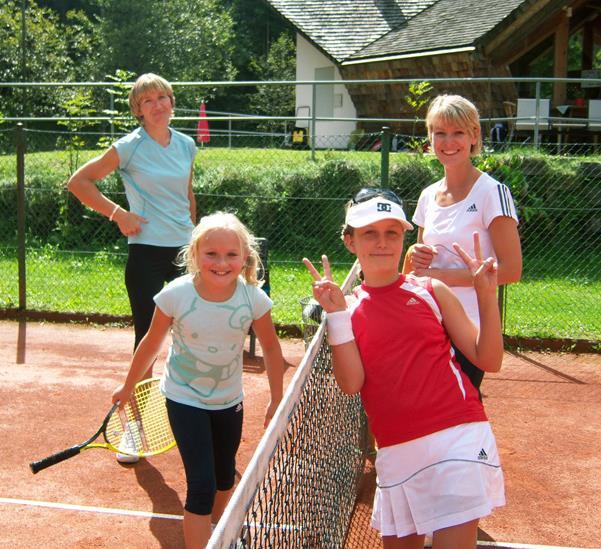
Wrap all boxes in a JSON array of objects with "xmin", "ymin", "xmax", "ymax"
[
  {"xmin": 515, "ymin": 98, "xmax": 551, "ymax": 131},
  {"xmin": 588, "ymin": 99, "xmax": 601, "ymax": 131},
  {"xmin": 589, "ymin": 99, "xmax": 601, "ymax": 147}
]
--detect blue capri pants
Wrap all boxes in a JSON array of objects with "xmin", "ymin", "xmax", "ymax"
[{"xmin": 166, "ymin": 398, "xmax": 244, "ymax": 516}]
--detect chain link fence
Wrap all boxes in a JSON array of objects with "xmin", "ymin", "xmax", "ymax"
[{"xmin": 1, "ymin": 122, "xmax": 600, "ymax": 354}]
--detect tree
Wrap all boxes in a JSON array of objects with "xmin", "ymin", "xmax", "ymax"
[
  {"xmin": 249, "ymin": 33, "xmax": 296, "ymax": 131},
  {"xmin": 62, "ymin": 8, "xmax": 103, "ymax": 82},
  {"xmin": 404, "ymin": 81, "xmax": 433, "ymax": 152},
  {"xmin": 38, "ymin": 0, "xmax": 101, "ymax": 19},
  {"xmin": 223, "ymin": 0, "xmax": 291, "ymax": 78},
  {"xmin": 219, "ymin": 0, "xmax": 294, "ymax": 114},
  {"xmin": 96, "ymin": 0, "xmax": 237, "ymax": 110},
  {"xmin": 0, "ymin": 1, "xmax": 76, "ymax": 116}
]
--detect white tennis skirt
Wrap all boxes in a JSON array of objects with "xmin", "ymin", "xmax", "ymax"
[{"xmin": 371, "ymin": 422, "xmax": 505, "ymax": 538}]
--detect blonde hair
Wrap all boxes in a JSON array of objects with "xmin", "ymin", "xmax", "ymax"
[
  {"xmin": 179, "ymin": 212, "xmax": 263, "ymax": 286},
  {"xmin": 426, "ymin": 94, "xmax": 482, "ymax": 156},
  {"xmin": 128, "ymin": 73, "xmax": 175, "ymax": 124}
]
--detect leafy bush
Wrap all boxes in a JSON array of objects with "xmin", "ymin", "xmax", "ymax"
[{"xmin": 1, "ymin": 148, "xmax": 598, "ymax": 268}]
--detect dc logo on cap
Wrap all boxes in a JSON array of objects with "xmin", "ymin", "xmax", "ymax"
[{"xmin": 377, "ymin": 202, "xmax": 391, "ymax": 212}]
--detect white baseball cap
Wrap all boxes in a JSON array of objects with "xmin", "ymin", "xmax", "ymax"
[{"xmin": 345, "ymin": 196, "xmax": 414, "ymax": 230}]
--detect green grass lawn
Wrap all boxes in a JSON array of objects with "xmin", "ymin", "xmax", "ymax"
[
  {"xmin": 0, "ymin": 246, "xmax": 352, "ymax": 326},
  {"xmin": 1, "ymin": 246, "xmax": 599, "ymax": 341},
  {"xmin": 503, "ymin": 278, "xmax": 601, "ymax": 341},
  {"xmin": 0, "ymin": 146, "xmax": 382, "ymax": 178},
  {"xmin": 2, "ymin": 146, "xmax": 599, "ymax": 344},
  {"xmin": 196, "ymin": 146, "xmax": 380, "ymax": 169}
]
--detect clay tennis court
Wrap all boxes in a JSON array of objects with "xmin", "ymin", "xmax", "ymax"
[{"xmin": 1, "ymin": 320, "xmax": 599, "ymax": 548}]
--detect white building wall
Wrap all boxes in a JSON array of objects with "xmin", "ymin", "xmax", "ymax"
[{"xmin": 295, "ymin": 34, "xmax": 357, "ymax": 149}]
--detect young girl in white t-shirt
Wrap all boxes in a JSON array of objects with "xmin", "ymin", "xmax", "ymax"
[
  {"xmin": 112, "ymin": 212, "xmax": 284, "ymax": 549},
  {"xmin": 407, "ymin": 94, "xmax": 522, "ymax": 396}
]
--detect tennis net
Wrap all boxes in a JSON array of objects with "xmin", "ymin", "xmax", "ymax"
[{"xmin": 208, "ymin": 261, "xmax": 369, "ymax": 548}]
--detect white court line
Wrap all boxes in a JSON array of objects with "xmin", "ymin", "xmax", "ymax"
[
  {"xmin": 1, "ymin": 497, "xmax": 298, "ymax": 531},
  {"xmin": 475, "ymin": 543, "xmax": 589, "ymax": 549},
  {"xmin": 0, "ymin": 497, "xmax": 183, "ymax": 520},
  {"xmin": 0, "ymin": 498, "xmax": 589, "ymax": 549}
]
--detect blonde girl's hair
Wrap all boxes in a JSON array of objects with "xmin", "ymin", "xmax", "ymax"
[
  {"xmin": 128, "ymin": 73, "xmax": 175, "ymax": 124},
  {"xmin": 426, "ymin": 94, "xmax": 482, "ymax": 156},
  {"xmin": 179, "ymin": 212, "xmax": 263, "ymax": 286}
]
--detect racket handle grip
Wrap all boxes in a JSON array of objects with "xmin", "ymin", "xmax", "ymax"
[{"xmin": 30, "ymin": 446, "xmax": 82, "ymax": 474}]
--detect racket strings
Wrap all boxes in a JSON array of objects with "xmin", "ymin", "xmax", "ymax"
[{"xmin": 105, "ymin": 379, "xmax": 175, "ymax": 456}]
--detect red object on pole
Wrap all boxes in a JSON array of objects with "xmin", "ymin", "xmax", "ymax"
[{"xmin": 196, "ymin": 101, "xmax": 210, "ymax": 144}]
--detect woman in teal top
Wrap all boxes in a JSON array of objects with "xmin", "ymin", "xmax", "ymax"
[{"xmin": 68, "ymin": 73, "xmax": 197, "ymax": 462}]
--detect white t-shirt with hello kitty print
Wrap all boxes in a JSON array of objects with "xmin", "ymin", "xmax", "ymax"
[{"xmin": 154, "ymin": 274, "xmax": 272, "ymax": 410}]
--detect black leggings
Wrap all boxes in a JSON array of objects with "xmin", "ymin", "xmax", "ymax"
[
  {"xmin": 125, "ymin": 244, "xmax": 183, "ymax": 349},
  {"xmin": 166, "ymin": 399, "xmax": 243, "ymax": 516}
]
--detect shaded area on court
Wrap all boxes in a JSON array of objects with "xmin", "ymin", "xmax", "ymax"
[{"xmin": 0, "ymin": 321, "xmax": 599, "ymax": 548}]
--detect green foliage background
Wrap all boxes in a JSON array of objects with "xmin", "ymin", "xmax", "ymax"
[
  {"xmin": 1, "ymin": 147, "xmax": 600, "ymax": 340},
  {"xmin": 0, "ymin": 0, "xmax": 295, "ymax": 119},
  {"xmin": 2, "ymin": 147, "xmax": 599, "ymax": 263}
]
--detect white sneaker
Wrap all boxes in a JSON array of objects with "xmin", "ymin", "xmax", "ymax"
[{"xmin": 116, "ymin": 421, "xmax": 140, "ymax": 464}]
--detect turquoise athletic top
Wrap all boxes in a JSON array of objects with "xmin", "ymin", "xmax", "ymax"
[
  {"xmin": 113, "ymin": 126, "xmax": 197, "ymax": 247},
  {"xmin": 154, "ymin": 274, "xmax": 273, "ymax": 410}
]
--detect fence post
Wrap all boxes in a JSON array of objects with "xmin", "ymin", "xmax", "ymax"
[
  {"xmin": 311, "ymin": 83, "xmax": 316, "ymax": 161},
  {"xmin": 16, "ymin": 123, "xmax": 26, "ymax": 313},
  {"xmin": 380, "ymin": 126, "xmax": 391, "ymax": 187},
  {"xmin": 109, "ymin": 92, "xmax": 115, "ymax": 139},
  {"xmin": 486, "ymin": 77, "xmax": 492, "ymax": 141},
  {"xmin": 534, "ymin": 81, "xmax": 541, "ymax": 148}
]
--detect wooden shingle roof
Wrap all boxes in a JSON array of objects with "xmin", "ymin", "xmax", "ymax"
[
  {"xmin": 350, "ymin": 0, "xmax": 529, "ymax": 61},
  {"xmin": 266, "ymin": 0, "xmax": 534, "ymax": 63},
  {"xmin": 265, "ymin": 0, "xmax": 437, "ymax": 62}
]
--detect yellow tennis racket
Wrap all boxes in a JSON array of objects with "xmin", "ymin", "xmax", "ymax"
[{"xmin": 30, "ymin": 377, "xmax": 175, "ymax": 474}]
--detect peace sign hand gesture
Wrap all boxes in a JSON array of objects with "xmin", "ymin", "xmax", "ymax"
[
  {"xmin": 303, "ymin": 255, "xmax": 347, "ymax": 313},
  {"xmin": 452, "ymin": 232, "xmax": 498, "ymax": 294}
]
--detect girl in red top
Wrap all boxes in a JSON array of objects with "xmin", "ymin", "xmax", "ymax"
[{"xmin": 304, "ymin": 187, "xmax": 505, "ymax": 549}]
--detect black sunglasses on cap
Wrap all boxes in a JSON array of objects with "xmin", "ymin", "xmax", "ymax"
[{"xmin": 352, "ymin": 187, "xmax": 403, "ymax": 207}]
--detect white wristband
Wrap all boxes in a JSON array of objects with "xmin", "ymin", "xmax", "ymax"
[
  {"xmin": 326, "ymin": 310, "xmax": 354, "ymax": 346},
  {"xmin": 108, "ymin": 204, "xmax": 120, "ymax": 222}
]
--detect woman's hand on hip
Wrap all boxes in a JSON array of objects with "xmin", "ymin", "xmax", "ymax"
[{"xmin": 113, "ymin": 209, "xmax": 148, "ymax": 237}]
